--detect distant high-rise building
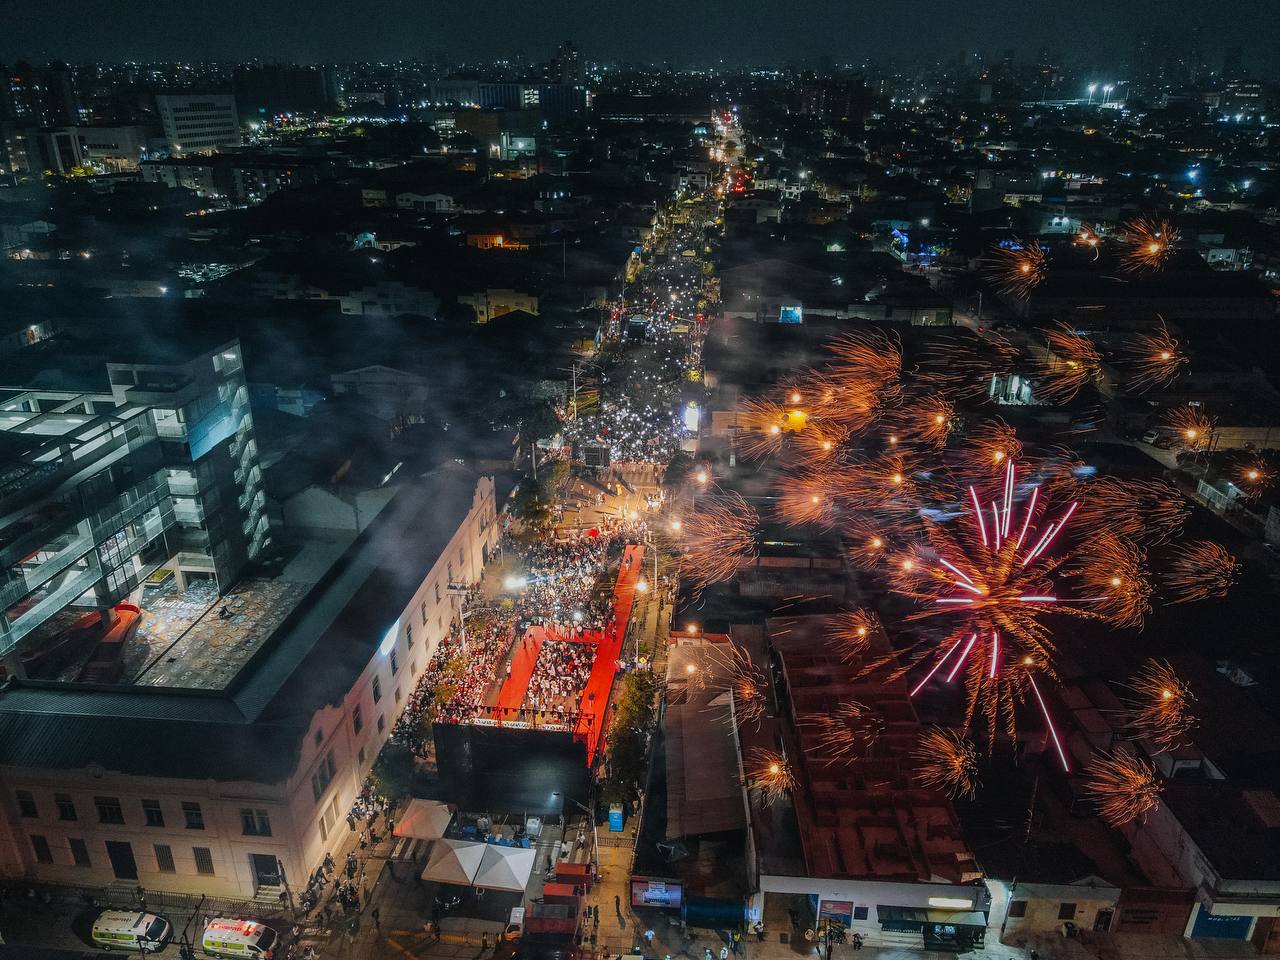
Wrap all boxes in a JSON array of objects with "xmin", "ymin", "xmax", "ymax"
[
  {"xmin": 0, "ymin": 62, "xmax": 77, "ymax": 126},
  {"xmin": 232, "ymin": 64, "xmax": 335, "ymax": 121},
  {"xmin": 155, "ymin": 93, "xmax": 239, "ymax": 156},
  {"xmin": 549, "ymin": 40, "xmax": 581, "ymax": 84}
]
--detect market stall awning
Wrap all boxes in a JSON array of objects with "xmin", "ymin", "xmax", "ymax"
[
  {"xmin": 473, "ymin": 843, "xmax": 537, "ymax": 893},
  {"xmin": 395, "ymin": 799, "xmax": 455, "ymax": 841},
  {"xmin": 421, "ymin": 839, "xmax": 485, "ymax": 887}
]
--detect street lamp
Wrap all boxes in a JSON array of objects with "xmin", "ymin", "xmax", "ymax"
[
  {"xmin": 1086, "ymin": 82, "xmax": 1098, "ymax": 105},
  {"xmin": 1102, "ymin": 84, "xmax": 1114, "ymax": 106}
]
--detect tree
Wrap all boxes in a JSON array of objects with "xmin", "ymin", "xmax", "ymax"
[{"xmin": 601, "ymin": 670, "xmax": 661, "ymax": 804}]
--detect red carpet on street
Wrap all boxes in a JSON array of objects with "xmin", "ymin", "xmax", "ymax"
[
  {"xmin": 575, "ymin": 543, "xmax": 645, "ymax": 764},
  {"xmin": 495, "ymin": 628, "xmax": 544, "ymax": 715}
]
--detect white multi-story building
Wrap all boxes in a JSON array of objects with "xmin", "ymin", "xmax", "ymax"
[
  {"xmin": 0, "ymin": 466, "xmax": 500, "ymax": 899},
  {"xmin": 155, "ymin": 93, "xmax": 239, "ymax": 156}
]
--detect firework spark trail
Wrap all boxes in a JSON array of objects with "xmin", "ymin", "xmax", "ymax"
[
  {"xmin": 735, "ymin": 396, "xmax": 795, "ymax": 460},
  {"xmin": 916, "ymin": 332, "xmax": 1019, "ymax": 400},
  {"xmin": 776, "ymin": 466, "xmax": 840, "ymax": 529},
  {"xmin": 1160, "ymin": 405, "xmax": 1214, "ymax": 452},
  {"xmin": 1124, "ymin": 659, "xmax": 1196, "ymax": 750},
  {"xmin": 1162, "ymin": 541, "xmax": 1239, "ymax": 604},
  {"xmin": 1121, "ymin": 320, "xmax": 1189, "ymax": 393},
  {"xmin": 1035, "ymin": 322, "xmax": 1104, "ymax": 403},
  {"xmin": 1084, "ymin": 750, "xmax": 1162, "ymax": 826},
  {"xmin": 883, "ymin": 394, "xmax": 954, "ymax": 449},
  {"xmin": 680, "ymin": 492, "xmax": 760, "ymax": 592},
  {"xmin": 959, "ymin": 419, "xmax": 1023, "ymax": 474},
  {"xmin": 888, "ymin": 459, "xmax": 1144, "ymax": 766},
  {"xmin": 831, "ymin": 608, "xmax": 882, "ymax": 660},
  {"xmin": 826, "ymin": 328, "xmax": 903, "ymax": 388},
  {"xmin": 912, "ymin": 727, "xmax": 979, "ymax": 798},
  {"xmin": 801, "ymin": 700, "xmax": 885, "ymax": 764},
  {"xmin": 1120, "ymin": 215, "xmax": 1180, "ymax": 273},
  {"xmin": 1070, "ymin": 477, "xmax": 1189, "ymax": 546},
  {"xmin": 748, "ymin": 748, "xmax": 797, "ymax": 806},
  {"xmin": 1065, "ymin": 532, "xmax": 1152, "ymax": 629},
  {"xmin": 694, "ymin": 643, "xmax": 769, "ymax": 727},
  {"xmin": 982, "ymin": 240, "xmax": 1047, "ymax": 300}
]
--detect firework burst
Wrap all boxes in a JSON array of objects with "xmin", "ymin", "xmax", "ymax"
[
  {"xmin": 1124, "ymin": 659, "xmax": 1196, "ymax": 750},
  {"xmin": 831, "ymin": 608, "xmax": 882, "ymax": 660},
  {"xmin": 912, "ymin": 727, "xmax": 979, "ymax": 798},
  {"xmin": 916, "ymin": 331, "xmax": 1020, "ymax": 400},
  {"xmin": 1120, "ymin": 215, "xmax": 1180, "ymax": 273},
  {"xmin": 802, "ymin": 700, "xmax": 884, "ymax": 764},
  {"xmin": 776, "ymin": 466, "xmax": 840, "ymax": 529},
  {"xmin": 1160, "ymin": 405, "xmax": 1214, "ymax": 452},
  {"xmin": 1071, "ymin": 477, "xmax": 1188, "ymax": 546},
  {"xmin": 959, "ymin": 419, "xmax": 1024, "ymax": 474},
  {"xmin": 1084, "ymin": 750, "xmax": 1162, "ymax": 826},
  {"xmin": 748, "ymin": 748, "xmax": 797, "ymax": 806},
  {"xmin": 1065, "ymin": 533, "xmax": 1152, "ymax": 629},
  {"xmin": 679, "ymin": 492, "xmax": 760, "ymax": 592},
  {"xmin": 827, "ymin": 329, "xmax": 903, "ymax": 389},
  {"xmin": 1162, "ymin": 541, "xmax": 1239, "ymax": 604},
  {"xmin": 983, "ymin": 240, "xmax": 1048, "ymax": 300},
  {"xmin": 884, "ymin": 395, "xmax": 954, "ymax": 449},
  {"xmin": 1121, "ymin": 321, "xmax": 1189, "ymax": 393},
  {"xmin": 1035, "ymin": 322, "xmax": 1104, "ymax": 403}
]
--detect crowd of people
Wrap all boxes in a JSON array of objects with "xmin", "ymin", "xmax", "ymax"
[{"xmin": 525, "ymin": 638, "xmax": 597, "ymax": 715}]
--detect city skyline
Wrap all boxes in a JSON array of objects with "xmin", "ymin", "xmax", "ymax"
[{"xmin": 5, "ymin": 0, "xmax": 1280, "ymax": 75}]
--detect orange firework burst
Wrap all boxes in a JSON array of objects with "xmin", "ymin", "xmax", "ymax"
[
  {"xmin": 698, "ymin": 643, "xmax": 769, "ymax": 727},
  {"xmin": 982, "ymin": 240, "xmax": 1047, "ymax": 300},
  {"xmin": 802, "ymin": 700, "xmax": 884, "ymax": 765},
  {"xmin": 1074, "ymin": 225, "xmax": 1102, "ymax": 253},
  {"xmin": 1162, "ymin": 541, "xmax": 1239, "ymax": 604},
  {"xmin": 1065, "ymin": 532, "xmax": 1152, "ymax": 629},
  {"xmin": 847, "ymin": 521, "xmax": 899, "ymax": 570},
  {"xmin": 679, "ymin": 492, "xmax": 760, "ymax": 592},
  {"xmin": 1084, "ymin": 750, "xmax": 1162, "ymax": 826},
  {"xmin": 1035, "ymin": 322, "xmax": 1103, "ymax": 403},
  {"xmin": 1232, "ymin": 456, "xmax": 1273, "ymax": 497},
  {"xmin": 748, "ymin": 748, "xmax": 797, "ymax": 805},
  {"xmin": 793, "ymin": 420, "xmax": 852, "ymax": 464},
  {"xmin": 1120, "ymin": 215, "xmax": 1179, "ymax": 273},
  {"xmin": 884, "ymin": 394, "xmax": 954, "ymax": 449},
  {"xmin": 806, "ymin": 371, "xmax": 883, "ymax": 434},
  {"xmin": 912, "ymin": 727, "xmax": 979, "ymax": 798},
  {"xmin": 734, "ymin": 396, "xmax": 799, "ymax": 460},
  {"xmin": 831, "ymin": 608, "xmax": 882, "ymax": 660},
  {"xmin": 776, "ymin": 466, "xmax": 840, "ymax": 528},
  {"xmin": 827, "ymin": 328, "xmax": 903, "ymax": 389},
  {"xmin": 1124, "ymin": 659, "xmax": 1196, "ymax": 750},
  {"xmin": 1071, "ymin": 477, "xmax": 1188, "ymax": 546},
  {"xmin": 832, "ymin": 451, "xmax": 918, "ymax": 517},
  {"xmin": 1121, "ymin": 321, "xmax": 1189, "ymax": 393},
  {"xmin": 916, "ymin": 331, "xmax": 1020, "ymax": 400},
  {"xmin": 960, "ymin": 419, "xmax": 1024, "ymax": 473},
  {"xmin": 1160, "ymin": 405, "xmax": 1213, "ymax": 452}
]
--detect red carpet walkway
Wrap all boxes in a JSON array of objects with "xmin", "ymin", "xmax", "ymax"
[
  {"xmin": 574, "ymin": 544, "xmax": 645, "ymax": 764},
  {"xmin": 495, "ymin": 628, "xmax": 545, "ymax": 714}
]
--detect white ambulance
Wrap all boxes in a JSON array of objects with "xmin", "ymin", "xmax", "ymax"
[{"xmin": 201, "ymin": 918, "xmax": 279, "ymax": 959}]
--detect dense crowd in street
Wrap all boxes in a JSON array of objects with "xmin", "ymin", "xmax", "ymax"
[{"xmin": 526, "ymin": 638, "xmax": 597, "ymax": 714}]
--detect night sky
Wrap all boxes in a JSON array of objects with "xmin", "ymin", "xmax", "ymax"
[{"xmin": 5, "ymin": 0, "xmax": 1280, "ymax": 71}]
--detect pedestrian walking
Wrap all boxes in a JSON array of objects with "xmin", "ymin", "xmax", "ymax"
[
  {"xmin": 644, "ymin": 929, "xmax": 655, "ymax": 946},
  {"xmin": 615, "ymin": 894, "xmax": 621, "ymax": 915},
  {"xmin": 372, "ymin": 906, "xmax": 381, "ymax": 933},
  {"xmin": 720, "ymin": 945, "xmax": 730, "ymax": 960},
  {"xmin": 753, "ymin": 921, "xmax": 765, "ymax": 943}
]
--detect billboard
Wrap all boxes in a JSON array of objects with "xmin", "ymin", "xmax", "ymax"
[{"xmin": 631, "ymin": 878, "xmax": 683, "ymax": 909}]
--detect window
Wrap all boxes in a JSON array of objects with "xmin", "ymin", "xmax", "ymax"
[
  {"xmin": 377, "ymin": 714, "xmax": 386, "ymax": 733},
  {"xmin": 1008, "ymin": 901, "xmax": 1028, "ymax": 919},
  {"xmin": 311, "ymin": 750, "xmax": 336, "ymax": 802},
  {"xmin": 95, "ymin": 796, "xmax": 125, "ymax": 825},
  {"xmin": 182, "ymin": 802, "xmax": 204, "ymax": 830},
  {"xmin": 853, "ymin": 906, "xmax": 869, "ymax": 921},
  {"xmin": 1058, "ymin": 903, "xmax": 1077, "ymax": 922},
  {"xmin": 434, "ymin": 584, "xmax": 441, "ymax": 604},
  {"xmin": 70, "ymin": 838, "xmax": 91, "ymax": 868},
  {"xmin": 390, "ymin": 649, "xmax": 399, "ymax": 675},
  {"xmin": 55, "ymin": 794, "xmax": 77, "ymax": 821},
  {"xmin": 193, "ymin": 846, "xmax": 214, "ymax": 875},
  {"xmin": 154, "ymin": 844, "xmax": 175, "ymax": 873},
  {"xmin": 411, "ymin": 660, "xmax": 418, "ymax": 677},
  {"xmin": 406, "ymin": 623, "xmax": 413, "ymax": 648},
  {"xmin": 314, "ymin": 729, "xmax": 323, "ymax": 748},
  {"xmin": 142, "ymin": 799, "xmax": 165, "ymax": 827},
  {"xmin": 319, "ymin": 814, "xmax": 329, "ymax": 843},
  {"xmin": 394, "ymin": 687, "xmax": 402, "ymax": 704},
  {"xmin": 352, "ymin": 705, "xmax": 363, "ymax": 735},
  {"xmin": 30, "ymin": 835, "xmax": 52, "ymax": 864},
  {"xmin": 15, "ymin": 790, "xmax": 37, "ymax": 818},
  {"xmin": 447, "ymin": 562, "xmax": 453, "ymax": 582},
  {"xmin": 421, "ymin": 601, "xmax": 427, "ymax": 625},
  {"xmin": 240, "ymin": 808, "xmax": 271, "ymax": 837},
  {"xmin": 458, "ymin": 547, "xmax": 465, "ymax": 569},
  {"xmin": 372, "ymin": 677, "xmax": 383, "ymax": 703}
]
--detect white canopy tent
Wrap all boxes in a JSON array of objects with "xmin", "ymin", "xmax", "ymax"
[
  {"xmin": 395, "ymin": 799, "xmax": 455, "ymax": 841},
  {"xmin": 472, "ymin": 844, "xmax": 537, "ymax": 893},
  {"xmin": 420, "ymin": 839, "xmax": 485, "ymax": 887}
]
